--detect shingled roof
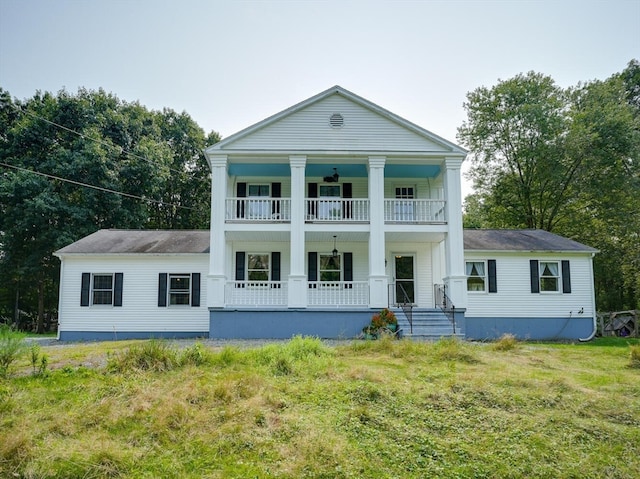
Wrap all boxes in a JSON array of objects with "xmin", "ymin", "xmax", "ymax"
[
  {"xmin": 55, "ymin": 228, "xmax": 596, "ymax": 255},
  {"xmin": 463, "ymin": 229, "xmax": 597, "ymax": 253},
  {"xmin": 55, "ymin": 230, "xmax": 210, "ymax": 255}
]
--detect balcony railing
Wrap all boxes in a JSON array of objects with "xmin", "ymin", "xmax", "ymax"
[
  {"xmin": 384, "ymin": 199, "xmax": 446, "ymax": 223},
  {"xmin": 226, "ymin": 281, "xmax": 288, "ymax": 306},
  {"xmin": 224, "ymin": 198, "xmax": 447, "ymax": 224},
  {"xmin": 305, "ymin": 199, "xmax": 369, "ymax": 222},
  {"xmin": 308, "ymin": 281, "xmax": 369, "ymax": 307},
  {"xmin": 226, "ymin": 198, "xmax": 291, "ymax": 222}
]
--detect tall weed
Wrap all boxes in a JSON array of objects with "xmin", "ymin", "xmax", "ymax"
[
  {"xmin": 629, "ymin": 345, "xmax": 640, "ymax": 368},
  {"xmin": 107, "ymin": 339, "xmax": 177, "ymax": 373},
  {"xmin": 433, "ymin": 337, "xmax": 478, "ymax": 363},
  {"xmin": 0, "ymin": 325, "xmax": 27, "ymax": 377},
  {"xmin": 254, "ymin": 336, "xmax": 331, "ymax": 376},
  {"xmin": 492, "ymin": 333, "xmax": 519, "ymax": 351}
]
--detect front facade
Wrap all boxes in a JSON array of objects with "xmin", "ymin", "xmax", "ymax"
[
  {"xmin": 54, "ymin": 86, "xmax": 598, "ymax": 341},
  {"xmin": 204, "ymin": 86, "xmax": 468, "ymax": 338}
]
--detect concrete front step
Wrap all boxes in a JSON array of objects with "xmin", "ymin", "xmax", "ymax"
[{"xmin": 392, "ymin": 308, "xmax": 463, "ymax": 339}]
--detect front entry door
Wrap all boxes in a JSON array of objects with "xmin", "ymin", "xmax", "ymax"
[{"xmin": 394, "ymin": 255, "xmax": 415, "ymax": 305}]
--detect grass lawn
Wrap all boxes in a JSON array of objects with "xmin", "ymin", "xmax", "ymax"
[{"xmin": 1, "ymin": 336, "xmax": 639, "ymax": 478}]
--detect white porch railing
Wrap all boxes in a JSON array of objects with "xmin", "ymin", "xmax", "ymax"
[
  {"xmin": 226, "ymin": 281, "xmax": 288, "ymax": 306},
  {"xmin": 307, "ymin": 281, "xmax": 369, "ymax": 307},
  {"xmin": 384, "ymin": 199, "xmax": 446, "ymax": 223},
  {"xmin": 226, "ymin": 198, "xmax": 291, "ymax": 221},
  {"xmin": 305, "ymin": 199, "xmax": 369, "ymax": 222}
]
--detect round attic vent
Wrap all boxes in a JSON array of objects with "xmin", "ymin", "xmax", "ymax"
[{"xmin": 329, "ymin": 113, "xmax": 344, "ymax": 128}]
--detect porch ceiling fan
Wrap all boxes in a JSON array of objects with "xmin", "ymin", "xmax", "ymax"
[{"xmin": 323, "ymin": 168, "xmax": 339, "ymax": 183}]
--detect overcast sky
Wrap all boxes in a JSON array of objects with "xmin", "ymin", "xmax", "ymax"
[{"xmin": 1, "ymin": 0, "xmax": 638, "ymax": 198}]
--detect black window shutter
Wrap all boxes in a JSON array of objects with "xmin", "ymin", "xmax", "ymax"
[
  {"xmin": 488, "ymin": 260, "xmax": 497, "ymax": 293},
  {"xmin": 344, "ymin": 252, "xmax": 353, "ymax": 289},
  {"xmin": 191, "ymin": 273, "xmax": 201, "ymax": 306},
  {"xmin": 530, "ymin": 260, "xmax": 540, "ymax": 293},
  {"xmin": 562, "ymin": 260, "xmax": 571, "ymax": 294},
  {"xmin": 81, "ymin": 273, "xmax": 90, "ymax": 307},
  {"xmin": 344, "ymin": 252, "xmax": 353, "ymax": 281},
  {"xmin": 235, "ymin": 252, "xmax": 245, "ymax": 281},
  {"xmin": 308, "ymin": 252, "xmax": 318, "ymax": 282},
  {"xmin": 343, "ymin": 183, "xmax": 352, "ymax": 219},
  {"xmin": 236, "ymin": 182, "xmax": 247, "ymax": 218},
  {"xmin": 158, "ymin": 273, "xmax": 168, "ymax": 307},
  {"xmin": 271, "ymin": 182, "xmax": 281, "ymax": 215},
  {"xmin": 114, "ymin": 273, "xmax": 123, "ymax": 307},
  {"xmin": 308, "ymin": 182, "xmax": 318, "ymax": 217},
  {"xmin": 271, "ymin": 252, "xmax": 281, "ymax": 281}
]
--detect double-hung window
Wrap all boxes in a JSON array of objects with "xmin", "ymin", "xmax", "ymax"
[
  {"xmin": 81, "ymin": 272, "xmax": 123, "ymax": 307},
  {"xmin": 92, "ymin": 274, "xmax": 114, "ymax": 305},
  {"xmin": 158, "ymin": 273, "xmax": 200, "ymax": 307},
  {"xmin": 169, "ymin": 274, "xmax": 191, "ymax": 305},
  {"xmin": 319, "ymin": 254, "xmax": 341, "ymax": 282},
  {"xmin": 539, "ymin": 261, "xmax": 560, "ymax": 292},
  {"xmin": 247, "ymin": 254, "xmax": 270, "ymax": 282},
  {"xmin": 466, "ymin": 261, "xmax": 486, "ymax": 292}
]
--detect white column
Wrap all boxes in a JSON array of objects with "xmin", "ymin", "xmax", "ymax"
[
  {"xmin": 368, "ymin": 156, "xmax": 388, "ymax": 308},
  {"xmin": 207, "ymin": 155, "xmax": 227, "ymax": 308},
  {"xmin": 288, "ymin": 155, "xmax": 307, "ymax": 308},
  {"xmin": 442, "ymin": 156, "xmax": 467, "ymax": 309}
]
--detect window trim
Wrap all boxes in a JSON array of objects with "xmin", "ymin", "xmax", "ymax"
[
  {"xmin": 319, "ymin": 252, "xmax": 342, "ymax": 283},
  {"xmin": 246, "ymin": 253, "xmax": 270, "ymax": 284},
  {"xmin": 92, "ymin": 273, "xmax": 114, "ymax": 306},
  {"xmin": 168, "ymin": 273, "xmax": 191, "ymax": 306},
  {"xmin": 539, "ymin": 261, "xmax": 561, "ymax": 293},
  {"xmin": 466, "ymin": 261, "xmax": 487, "ymax": 293}
]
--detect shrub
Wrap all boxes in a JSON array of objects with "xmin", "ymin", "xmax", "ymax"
[
  {"xmin": 29, "ymin": 343, "xmax": 48, "ymax": 376},
  {"xmin": 179, "ymin": 342, "xmax": 214, "ymax": 366},
  {"xmin": 0, "ymin": 325, "xmax": 27, "ymax": 377},
  {"xmin": 107, "ymin": 339, "xmax": 178, "ymax": 373},
  {"xmin": 362, "ymin": 308, "xmax": 399, "ymax": 339},
  {"xmin": 492, "ymin": 333, "xmax": 519, "ymax": 351},
  {"xmin": 629, "ymin": 345, "xmax": 640, "ymax": 369}
]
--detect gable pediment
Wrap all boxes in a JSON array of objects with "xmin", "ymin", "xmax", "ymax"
[{"xmin": 207, "ymin": 86, "xmax": 465, "ymax": 155}]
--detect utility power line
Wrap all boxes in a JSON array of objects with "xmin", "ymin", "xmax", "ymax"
[
  {"xmin": 0, "ymin": 161, "xmax": 195, "ymax": 210},
  {"xmin": 11, "ymin": 104, "xmax": 209, "ymax": 182}
]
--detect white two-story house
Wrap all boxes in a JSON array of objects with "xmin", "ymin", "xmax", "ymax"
[{"xmin": 55, "ymin": 86, "xmax": 598, "ymax": 341}]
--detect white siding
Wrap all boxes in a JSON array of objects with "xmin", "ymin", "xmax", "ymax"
[
  {"xmin": 58, "ymin": 255, "xmax": 209, "ymax": 333},
  {"xmin": 465, "ymin": 252, "xmax": 595, "ymax": 318},
  {"xmin": 223, "ymin": 95, "xmax": 448, "ymax": 152}
]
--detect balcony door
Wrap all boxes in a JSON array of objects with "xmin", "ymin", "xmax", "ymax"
[
  {"xmin": 248, "ymin": 184, "xmax": 270, "ymax": 219},
  {"xmin": 395, "ymin": 186, "xmax": 415, "ymax": 221},
  {"xmin": 319, "ymin": 185, "xmax": 341, "ymax": 220},
  {"xmin": 394, "ymin": 255, "xmax": 415, "ymax": 305}
]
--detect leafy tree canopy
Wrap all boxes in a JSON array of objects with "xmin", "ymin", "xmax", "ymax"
[
  {"xmin": 0, "ymin": 87, "xmax": 219, "ymax": 330},
  {"xmin": 458, "ymin": 60, "xmax": 640, "ymax": 311}
]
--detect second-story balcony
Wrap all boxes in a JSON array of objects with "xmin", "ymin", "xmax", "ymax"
[
  {"xmin": 226, "ymin": 198, "xmax": 292, "ymax": 222},
  {"xmin": 225, "ymin": 198, "xmax": 446, "ymax": 224}
]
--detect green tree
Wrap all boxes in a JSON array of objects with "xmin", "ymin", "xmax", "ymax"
[
  {"xmin": 0, "ymin": 88, "xmax": 218, "ymax": 331},
  {"xmin": 458, "ymin": 62, "xmax": 640, "ymax": 311}
]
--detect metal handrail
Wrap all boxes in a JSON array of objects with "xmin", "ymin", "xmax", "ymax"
[
  {"xmin": 434, "ymin": 284, "xmax": 456, "ymax": 334},
  {"xmin": 396, "ymin": 282, "xmax": 414, "ymax": 335}
]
